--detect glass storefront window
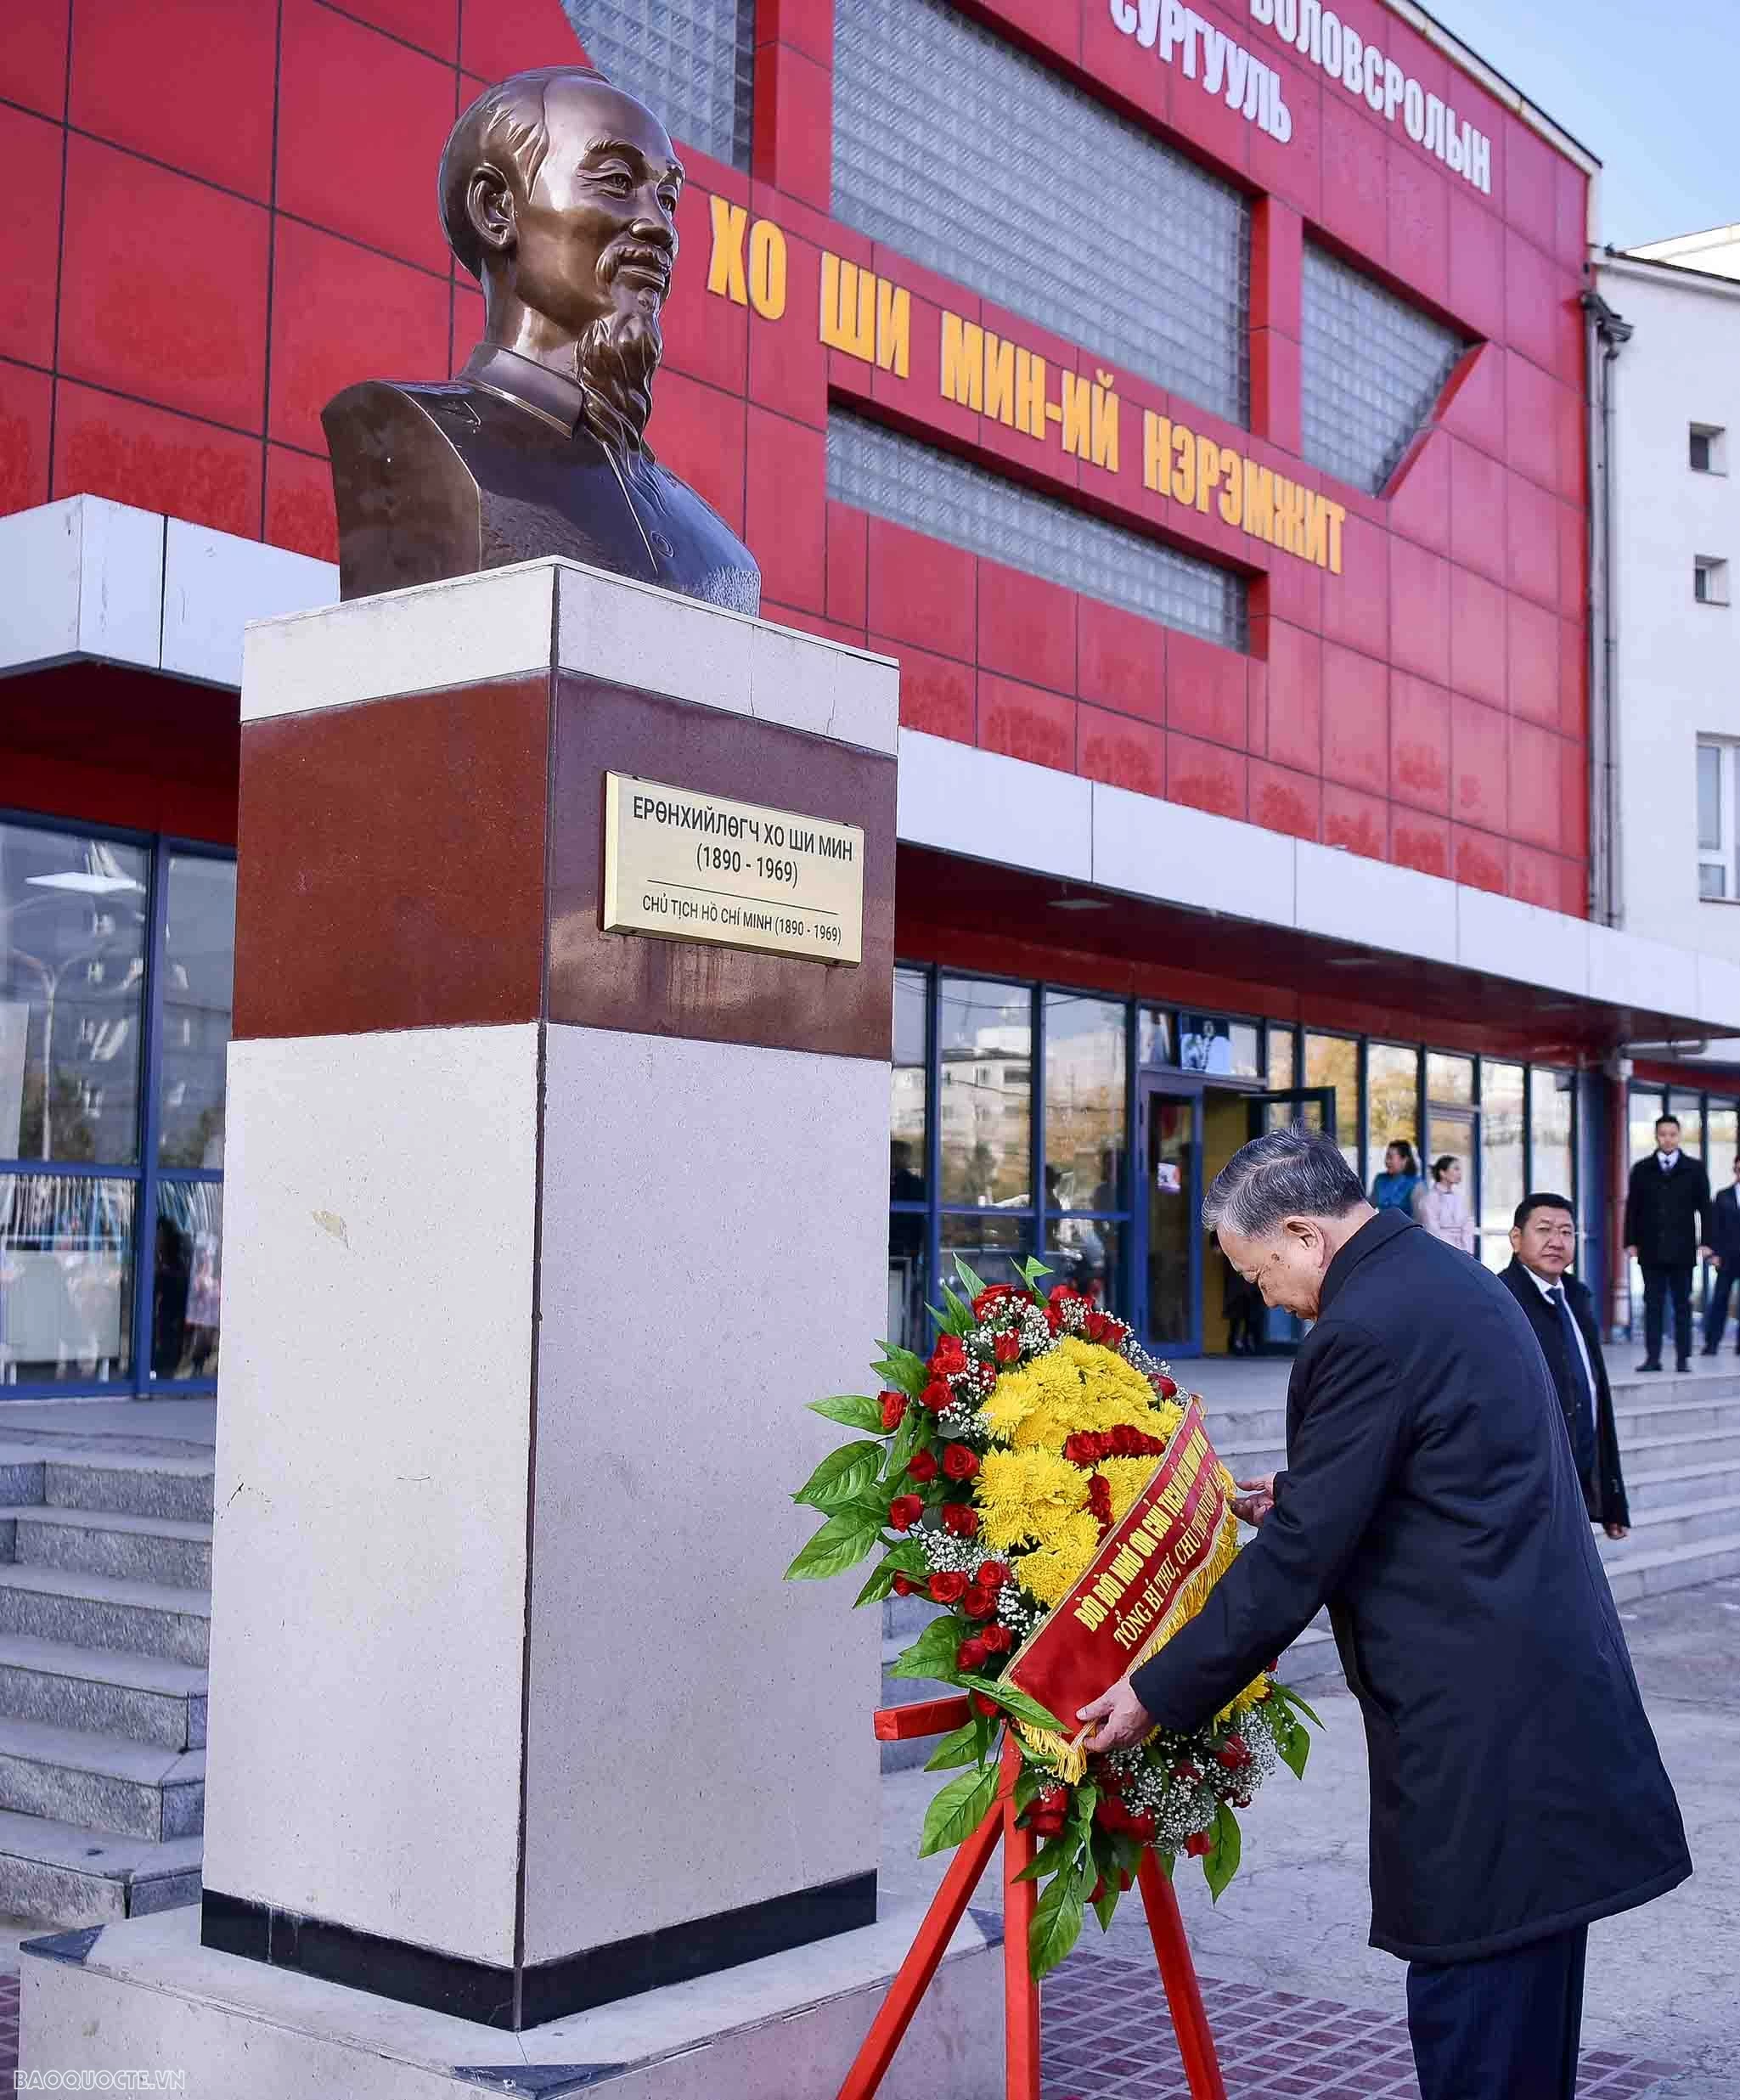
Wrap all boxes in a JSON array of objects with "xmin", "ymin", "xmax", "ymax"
[
  {"xmin": 1046, "ymin": 1219, "xmax": 1122, "ymax": 1308},
  {"xmin": 1478, "ymin": 1061, "xmax": 1526, "ymax": 1270},
  {"xmin": 0, "ymin": 1172, "xmax": 135, "ymax": 1384},
  {"xmin": 939, "ymin": 978, "xmax": 1031, "ymax": 1208},
  {"xmin": 891, "ymin": 966, "xmax": 928, "ymax": 1205},
  {"xmin": 941, "ymin": 1212, "xmax": 1031, "ymax": 1291},
  {"xmin": 1137, "ymin": 1007, "xmax": 1174, "ymax": 1068},
  {"xmin": 1045, "ymin": 991, "xmax": 1126, "ymax": 1212},
  {"xmin": 1669, "ymin": 1090, "xmax": 1705, "ymax": 1163},
  {"xmin": 1425, "ymin": 1052, "xmax": 1477, "ymax": 1192},
  {"xmin": 153, "ymin": 1179, "xmax": 221, "ymax": 1381},
  {"xmin": 1267, "ymin": 1027, "xmax": 1296, "ymax": 1091},
  {"xmin": 1304, "ymin": 1033, "xmax": 1360, "ymax": 1171},
  {"xmin": 1628, "ymin": 1087, "xmax": 1665, "ymax": 1174},
  {"xmin": 1529, "ymin": 1070, "xmax": 1575, "ymax": 1203},
  {"xmin": 2, "ymin": 824, "xmax": 148, "ymax": 1165},
  {"xmin": 1366, "ymin": 1044, "xmax": 1421, "ymax": 1195},
  {"xmin": 158, "ymin": 854, "xmax": 234, "ymax": 1168},
  {"xmin": 1708, "ymin": 1101, "xmax": 1738, "ymax": 1191}
]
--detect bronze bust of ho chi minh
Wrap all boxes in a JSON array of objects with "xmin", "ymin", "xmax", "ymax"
[{"xmin": 322, "ymin": 65, "xmax": 760, "ymax": 615}]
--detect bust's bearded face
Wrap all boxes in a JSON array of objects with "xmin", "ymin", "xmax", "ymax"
[{"xmin": 509, "ymin": 81, "xmax": 683, "ymax": 349}]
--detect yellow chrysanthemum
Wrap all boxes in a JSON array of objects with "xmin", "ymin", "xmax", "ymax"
[
  {"xmin": 975, "ymin": 1447, "xmax": 1090, "ymax": 1552},
  {"xmin": 1215, "ymin": 1675, "xmax": 1270, "ymax": 1724},
  {"xmin": 1095, "ymin": 1455, "xmax": 1161, "ymax": 1523},
  {"xmin": 1012, "ymin": 1512, "xmax": 1102, "ymax": 1607},
  {"xmin": 983, "ymin": 1336, "xmax": 1178, "ymax": 1450}
]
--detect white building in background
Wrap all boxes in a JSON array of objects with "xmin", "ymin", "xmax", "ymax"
[{"xmin": 1594, "ymin": 230, "xmax": 1740, "ymax": 967}]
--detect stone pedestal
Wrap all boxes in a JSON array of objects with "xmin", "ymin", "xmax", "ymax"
[{"xmin": 25, "ymin": 560, "xmax": 937, "ymax": 2089}]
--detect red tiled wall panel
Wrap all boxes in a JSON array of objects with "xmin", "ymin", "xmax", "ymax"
[{"xmin": 0, "ymin": 0, "xmax": 1591, "ymax": 913}]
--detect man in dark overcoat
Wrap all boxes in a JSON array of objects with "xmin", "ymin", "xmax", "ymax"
[
  {"xmin": 1700, "ymin": 1153, "xmax": 1740, "ymax": 1353},
  {"xmin": 1079, "ymin": 1129, "xmax": 1690, "ymax": 2100},
  {"xmin": 1623, "ymin": 1112, "xmax": 1711, "ymax": 1372},
  {"xmin": 1499, "ymin": 1191, "xmax": 1630, "ymax": 1537}
]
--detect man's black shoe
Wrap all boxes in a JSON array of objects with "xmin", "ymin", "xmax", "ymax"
[
  {"xmin": 1703, "ymin": 1343, "xmax": 1720, "ymax": 1355},
  {"xmin": 1676, "ymin": 1358, "xmax": 1692, "ymax": 1374},
  {"xmin": 1636, "ymin": 1360, "xmax": 1663, "ymax": 1372}
]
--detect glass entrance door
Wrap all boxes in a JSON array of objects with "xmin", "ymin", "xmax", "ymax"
[
  {"xmin": 1140, "ymin": 1085, "xmax": 1200, "ymax": 1354},
  {"xmin": 1242, "ymin": 1089, "xmax": 1334, "ymax": 1349}
]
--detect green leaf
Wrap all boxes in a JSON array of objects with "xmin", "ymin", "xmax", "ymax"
[
  {"xmin": 783, "ymin": 1509, "xmax": 884, "ymax": 1582},
  {"xmin": 1067, "ymin": 1782, "xmax": 1100, "ymax": 1838},
  {"xmin": 853, "ymin": 1538, "xmax": 927, "ymax": 1607},
  {"xmin": 957, "ymin": 1675, "xmax": 1063, "ymax": 1735},
  {"xmin": 793, "ymin": 1440, "xmax": 884, "ymax": 1512},
  {"xmin": 1273, "ymin": 1708, "xmax": 1311, "ymax": 1781},
  {"xmin": 882, "ymin": 1402, "xmax": 925, "ymax": 1484},
  {"xmin": 808, "ymin": 1393, "xmax": 886, "ymax": 1432},
  {"xmin": 1013, "ymin": 1765, "xmax": 1048, "ymax": 1814},
  {"xmin": 871, "ymin": 1344, "xmax": 929, "ymax": 1399},
  {"xmin": 1028, "ymin": 1861, "xmax": 1088, "ymax": 1977},
  {"xmin": 927, "ymin": 1286, "xmax": 976, "ymax": 1338},
  {"xmin": 889, "ymin": 1616, "xmax": 965, "ymax": 1681},
  {"xmin": 1017, "ymin": 1255, "xmax": 1052, "ymax": 1297},
  {"xmin": 1013, "ymin": 1833, "xmax": 1075, "ymax": 1883},
  {"xmin": 1270, "ymin": 1681, "xmax": 1324, "ymax": 1729},
  {"xmin": 1092, "ymin": 1871, "xmax": 1123, "ymax": 1933},
  {"xmin": 924, "ymin": 1721, "xmax": 983, "ymax": 1772},
  {"xmin": 1202, "ymin": 1802, "xmax": 1242, "ymax": 1903},
  {"xmin": 919, "ymin": 1765, "xmax": 1000, "ymax": 1858},
  {"xmin": 950, "ymin": 1255, "xmax": 990, "ymax": 1303}
]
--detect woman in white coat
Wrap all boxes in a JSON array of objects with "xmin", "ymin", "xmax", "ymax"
[{"xmin": 1415, "ymin": 1154, "xmax": 1476, "ymax": 1253}]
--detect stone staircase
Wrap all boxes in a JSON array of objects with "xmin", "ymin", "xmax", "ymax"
[
  {"xmin": 0, "ymin": 1430, "xmax": 211, "ymax": 1923},
  {"xmin": 881, "ymin": 1358, "xmax": 1740, "ymax": 1732}
]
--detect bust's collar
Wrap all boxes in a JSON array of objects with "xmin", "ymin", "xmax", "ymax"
[{"xmin": 460, "ymin": 342, "xmax": 645, "ymax": 458}]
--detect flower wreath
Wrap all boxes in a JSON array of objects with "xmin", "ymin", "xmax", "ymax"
[{"xmin": 786, "ymin": 1257, "xmax": 1315, "ymax": 1978}]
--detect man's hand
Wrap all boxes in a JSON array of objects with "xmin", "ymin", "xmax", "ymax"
[
  {"xmin": 1232, "ymin": 1473, "xmax": 1275, "ymax": 1525},
  {"xmin": 1604, "ymin": 1522, "xmax": 1630, "ymax": 1540},
  {"xmin": 1077, "ymin": 1676, "xmax": 1152, "ymax": 1754}
]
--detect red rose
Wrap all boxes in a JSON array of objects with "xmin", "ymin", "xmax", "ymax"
[
  {"xmin": 1185, "ymin": 1831, "xmax": 1213, "ymax": 1858},
  {"xmin": 1216, "ymin": 1736, "xmax": 1252, "ymax": 1771},
  {"xmin": 961, "ymin": 1585, "xmax": 994, "ymax": 1619},
  {"xmin": 1265, "ymin": 1658, "xmax": 1281, "ymax": 1674},
  {"xmin": 1029, "ymin": 1811, "xmax": 1067, "ymax": 1838},
  {"xmin": 942, "ymin": 1444, "xmax": 980, "ymax": 1481},
  {"xmin": 981, "ymin": 1624, "xmax": 1013, "ymax": 1653},
  {"xmin": 1084, "ymin": 1310, "xmax": 1109, "ymax": 1343},
  {"xmin": 1044, "ymin": 1305, "xmax": 1062, "ymax": 1335},
  {"xmin": 929, "ymin": 1570, "xmax": 968, "ymax": 1606},
  {"xmin": 1104, "ymin": 1320, "xmax": 1129, "ymax": 1348},
  {"xmin": 1088, "ymin": 1475, "xmax": 1113, "ymax": 1528},
  {"xmin": 879, "ymin": 1390, "xmax": 908, "ymax": 1431},
  {"xmin": 929, "ymin": 1335, "xmax": 968, "ymax": 1377},
  {"xmin": 1094, "ymin": 1798, "xmax": 1128, "ymax": 1831},
  {"xmin": 888, "ymin": 1495, "xmax": 922, "ymax": 1532},
  {"xmin": 976, "ymin": 1561, "xmax": 1011, "ymax": 1591},
  {"xmin": 1232, "ymin": 1793, "xmax": 1252, "ymax": 1809},
  {"xmin": 1172, "ymin": 1762, "xmax": 1200, "ymax": 1786},
  {"xmin": 921, "ymin": 1379, "xmax": 953, "ymax": 1413},
  {"xmin": 1125, "ymin": 1810, "xmax": 1156, "ymax": 1839},
  {"xmin": 956, "ymin": 1636, "xmax": 989, "ymax": 1672},
  {"xmin": 942, "ymin": 1503, "xmax": 979, "ymax": 1539},
  {"xmin": 993, "ymin": 1332, "xmax": 1022, "ymax": 1365},
  {"xmin": 892, "ymin": 1573, "xmax": 914, "ymax": 1597},
  {"xmin": 1047, "ymin": 1286, "xmax": 1077, "ymax": 1311},
  {"xmin": 906, "ymin": 1450, "xmax": 938, "ymax": 1484},
  {"xmin": 1152, "ymin": 1374, "xmax": 1178, "ymax": 1399},
  {"xmin": 972, "ymin": 1284, "xmax": 1018, "ymax": 1318},
  {"xmin": 971, "ymin": 1692, "xmax": 1000, "ymax": 1717}
]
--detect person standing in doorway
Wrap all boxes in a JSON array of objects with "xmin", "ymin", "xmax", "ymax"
[
  {"xmin": 1370, "ymin": 1140, "xmax": 1422, "ymax": 1216},
  {"xmin": 1415, "ymin": 1154, "xmax": 1475, "ymax": 1253},
  {"xmin": 1499, "ymin": 1193, "xmax": 1629, "ymax": 1539},
  {"xmin": 1624, "ymin": 1115, "xmax": 1711, "ymax": 1373},
  {"xmin": 1077, "ymin": 1129, "xmax": 1689, "ymax": 2100},
  {"xmin": 1701, "ymin": 1156, "xmax": 1740, "ymax": 1354}
]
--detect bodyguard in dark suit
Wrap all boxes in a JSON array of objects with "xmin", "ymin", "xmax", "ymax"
[
  {"xmin": 1623, "ymin": 1113, "xmax": 1711, "ymax": 1371},
  {"xmin": 1079, "ymin": 1130, "xmax": 1689, "ymax": 2100},
  {"xmin": 1499, "ymin": 1192, "xmax": 1630, "ymax": 1536},
  {"xmin": 1701, "ymin": 1157, "xmax": 1740, "ymax": 1353}
]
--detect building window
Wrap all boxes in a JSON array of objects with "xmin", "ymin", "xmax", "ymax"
[
  {"xmin": 1699, "ymin": 740, "xmax": 1737, "ymax": 898},
  {"xmin": 1044, "ymin": 990, "xmax": 1129, "ymax": 1305},
  {"xmin": 827, "ymin": 410, "xmax": 1247, "ymax": 650},
  {"xmin": 1300, "ymin": 243, "xmax": 1467, "ymax": 495},
  {"xmin": 1304, "ymin": 1032, "xmax": 1360, "ymax": 1174},
  {"xmin": 832, "ymin": 0, "xmax": 1251, "ymax": 425},
  {"xmin": 1694, "ymin": 556, "xmax": 1729, "ymax": 605},
  {"xmin": 1366, "ymin": 1043, "xmax": 1422, "ymax": 1193},
  {"xmin": 1690, "ymin": 425, "xmax": 1726, "ymax": 474},
  {"xmin": 1478, "ymin": 1060, "xmax": 1526, "ymax": 1271},
  {"xmin": 1, "ymin": 819, "xmax": 233, "ymax": 1393},
  {"xmin": 569, "ymin": 0, "xmax": 756, "ymax": 170}
]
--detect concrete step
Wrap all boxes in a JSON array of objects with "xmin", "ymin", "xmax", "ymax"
[
  {"xmin": 0, "ymin": 1635, "xmax": 205, "ymax": 1751},
  {"xmin": 1604, "ymin": 1531, "xmax": 1740, "ymax": 1604},
  {"xmin": 1599, "ymin": 1491, "xmax": 1740, "ymax": 1558},
  {"xmin": 1609, "ymin": 1368, "xmax": 1740, "ymax": 1404},
  {"xmin": 0, "ymin": 1506, "xmax": 211, "ymax": 1591},
  {"xmin": 1619, "ymin": 1425, "xmax": 1740, "ymax": 1476},
  {"xmin": 1205, "ymin": 1404, "xmax": 1288, "ymax": 1448},
  {"xmin": 40, "ymin": 1452, "xmax": 213, "ymax": 1525},
  {"xmin": 0, "ymin": 1716, "xmax": 202, "ymax": 1842},
  {"xmin": 1613, "ymin": 1393, "xmax": 1740, "ymax": 1444},
  {"xmin": 0, "ymin": 1566, "xmax": 209, "ymax": 1667},
  {"xmin": 1623, "ymin": 1458, "xmax": 1740, "ymax": 1515},
  {"xmin": 0, "ymin": 1804, "xmax": 201, "ymax": 1925}
]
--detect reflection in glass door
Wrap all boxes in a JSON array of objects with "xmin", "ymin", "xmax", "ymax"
[{"xmin": 1143, "ymin": 1089, "xmax": 1197, "ymax": 1351}]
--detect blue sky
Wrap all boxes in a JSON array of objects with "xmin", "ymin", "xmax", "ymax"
[{"xmin": 1426, "ymin": 0, "xmax": 1736, "ymax": 249}]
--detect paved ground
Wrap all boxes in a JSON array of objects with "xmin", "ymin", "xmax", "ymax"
[{"xmin": 884, "ymin": 1575, "xmax": 1740, "ymax": 2098}]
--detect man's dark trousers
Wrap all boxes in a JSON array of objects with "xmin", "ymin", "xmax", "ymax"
[
  {"xmin": 1642, "ymin": 1264, "xmax": 1693, "ymax": 1367},
  {"xmin": 1704, "ymin": 1264, "xmax": 1738, "ymax": 1350},
  {"xmin": 1407, "ymin": 1926, "xmax": 1586, "ymax": 2099}
]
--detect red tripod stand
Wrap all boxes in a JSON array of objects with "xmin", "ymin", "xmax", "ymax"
[{"xmin": 837, "ymin": 1695, "xmax": 1228, "ymax": 2100}]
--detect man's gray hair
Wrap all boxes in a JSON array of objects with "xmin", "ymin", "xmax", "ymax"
[{"xmin": 1202, "ymin": 1126, "xmax": 1366, "ymax": 1240}]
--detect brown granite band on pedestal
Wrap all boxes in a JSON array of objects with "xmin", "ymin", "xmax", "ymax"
[{"xmin": 234, "ymin": 673, "xmax": 896, "ymax": 1060}]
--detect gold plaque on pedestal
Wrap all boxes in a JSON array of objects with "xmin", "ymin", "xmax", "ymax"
[{"xmin": 600, "ymin": 773, "xmax": 865, "ymax": 966}]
